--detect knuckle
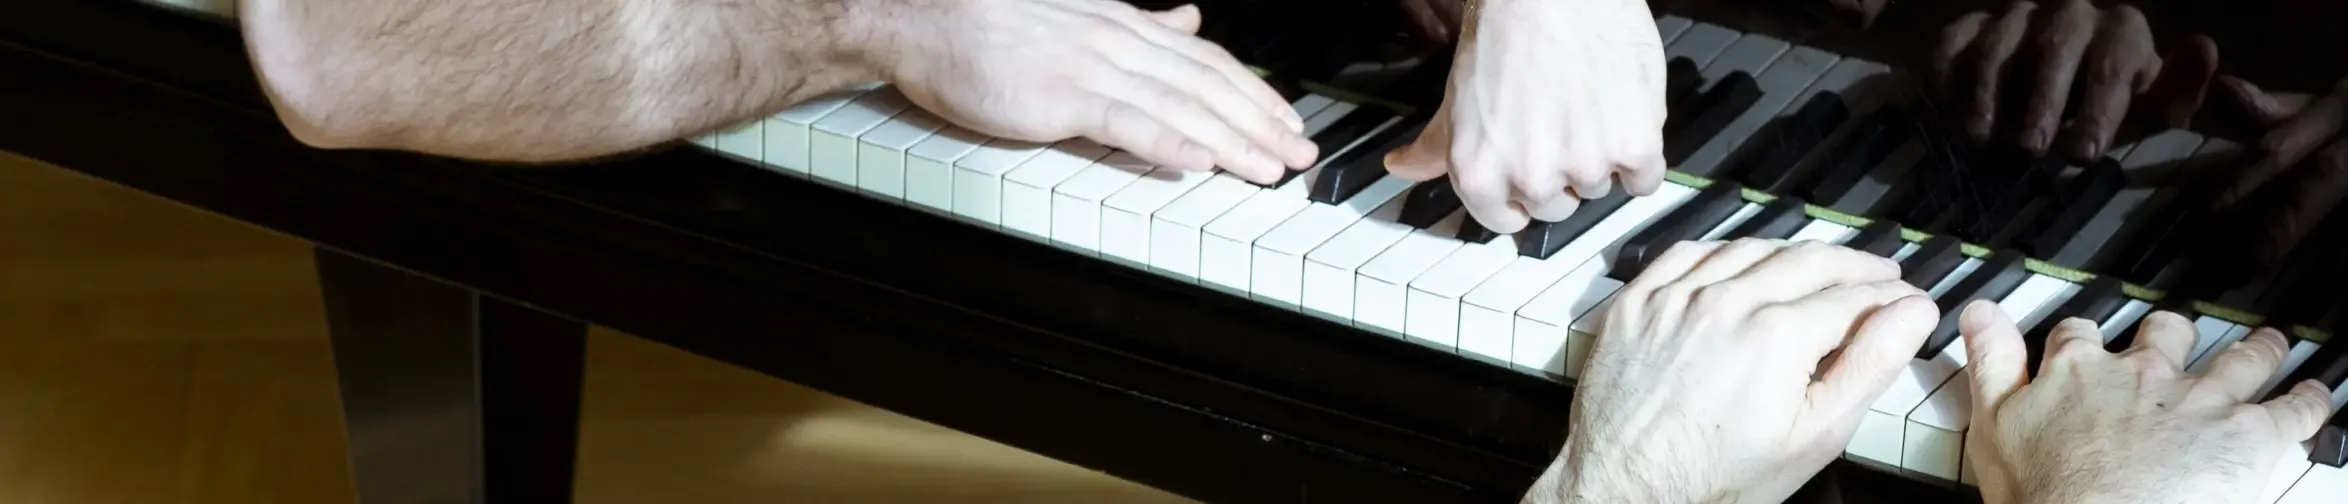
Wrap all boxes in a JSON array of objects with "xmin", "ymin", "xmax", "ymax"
[
  {"xmin": 2047, "ymin": 334, "xmax": 2104, "ymax": 361},
  {"xmin": 1690, "ymin": 283, "xmax": 1750, "ymax": 310}
]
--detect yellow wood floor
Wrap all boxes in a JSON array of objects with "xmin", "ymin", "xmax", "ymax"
[{"xmin": 0, "ymin": 151, "xmax": 1196, "ymax": 504}]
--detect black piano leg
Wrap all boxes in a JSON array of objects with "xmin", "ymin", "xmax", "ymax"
[{"xmin": 315, "ymin": 248, "xmax": 588, "ymax": 504}]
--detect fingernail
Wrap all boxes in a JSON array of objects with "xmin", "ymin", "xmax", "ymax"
[
  {"xmin": 2071, "ymin": 137, "xmax": 2102, "ymax": 161},
  {"xmin": 2024, "ymin": 128, "xmax": 2052, "ymax": 153}
]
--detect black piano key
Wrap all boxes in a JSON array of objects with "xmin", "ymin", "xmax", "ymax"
[
  {"xmin": 1666, "ymin": 57, "xmax": 1704, "ymax": 117},
  {"xmin": 1398, "ymin": 176, "xmax": 1463, "ymax": 229},
  {"xmin": 1457, "ymin": 218, "xmax": 1503, "ymax": 244},
  {"xmin": 1516, "ymin": 190, "xmax": 1634, "ymax": 259},
  {"xmin": 1735, "ymin": 94, "xmax": 1849, "ymax": 191},
  {"xmin": 2103, "ymin": 157, "xmax": 2240, "ymax": 284},
  {"xmin": 2315, "ymin": 415, "xmax": 2347, "ymax": 467},
  {"xmin": 1920, "ymin": 250, "xmax": 2033, "ymax": 359},
  {"xmin": 1893, "ymin": 155, "xmax": 1961, "ymax": 232},
  {"xmin": 1802, "ymin": 106, "xmax": 1915, "ymax": 205},
  {"xmin": 1724, "ymin": 197, "xmax": 1810, "ymax": 240},
  {"xmin": 2020, "ymin": 158, "xmax": 2127, "ymax": 257},
  {"xmin": 1899, "ymin": 236, "xmax": 1966, "ymax": 290},
  {"xmin": 1848, "ymin": 220, "xmax": 1907, "ymax": 258},
  {"xmin": 1665, "ymin": 72, "xmax": 1764, "ymax": 168},
  {"xmin": 1270, "ymin": 107, "xmax": 1403, "ymax": 189},
  {"xmin": 2263, "ymin": 338, "xmax": 2348, "ymax": 402},
  {"xmin": 1308, "ymin": 116, "xmax": 1429, "ymax": 204},
  {"xmin": 1612, "ymin": 181, "xmax": 1748, "ymax": 282},
  {"xmin": 1966, "ymin": 157, "xmax": 2062, "ymax": 244}
]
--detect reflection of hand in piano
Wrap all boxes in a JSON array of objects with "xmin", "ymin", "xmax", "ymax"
[
  {"xmin": 1928, "ymin": 0, "xmax": 2216, "ymax": 163},
  {"xmin": 1381, "ymin": 0, "xmax": 1669, "ymax": 234},
  {"xmin": 876, "ymin": 1, "xmax": 1317, "ymax": 184},
  {"xmin": 1393, "ymin": 0, "xmax": 1464, "ymax": 43},
  {"xmin": 1524, "ymin": 238, "xmax": 1935, "ymax": 503},
  {"xmin": 2207, "ymin": 75, "xmax": 2348, "ymax": 269},
  {"xmin": 1957, "ymin": 302, "xmax": 2336, "ymax": 504}
]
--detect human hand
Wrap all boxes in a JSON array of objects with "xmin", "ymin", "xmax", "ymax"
[
  {"xmin": 2207, "ymin": 76, "xmax": 2348, "ymax": 267},
  {"xmin": 1395, "ymin": 0, "xmax": 1465, "ymax": 43},
  {"xmin": 1382, "ymin": 0, "xmax": 1667, "ymax": 234},
  {"xmin": 1930, "ymin": 0, "xmax": 2217, "ymax": 162},
  {"xmin": 865, "ymin": 1, "xmax": 1316, "ymax": 184},
  {"xmin": 1521, "ymin": 239, "xmax": 1936, "ymax": 503},
  {"xmin": 1958, "ymin": 302, "xmax": 2336, "ymax": 504}
]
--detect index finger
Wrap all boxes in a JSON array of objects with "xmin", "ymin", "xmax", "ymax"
[{"xmin": 1795, "ymin": 287, "xmax": 1937, "ymax": 422}]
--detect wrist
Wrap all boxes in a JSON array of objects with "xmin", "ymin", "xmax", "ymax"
[{"xmin": 832, "ymin": 0, "xmax": 927, "ymax": 83}]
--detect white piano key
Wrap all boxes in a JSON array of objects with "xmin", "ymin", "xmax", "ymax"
[
  {"xmin": 714, "ymin": 120, "xmax": 763, "ymax": 161},
  {"xmin": 2098, "ymin": 299, "xmax": 2154, "ymax": 343},
  {"xmin": 1796, "ymin": 58, "xmax": 1894, "ymax": 114},
  {"xmin": 1696, "ymin": 203, "xmax": 1767, "ymax": 242},
  {"xmin": 2265, "ymin": 445, "xmax": 2317, "ymax": 504},
  {"xmin": 1657, "ymin": 16, "xmax": 1694, "ymax": 44},
  {"xmin": 1896, "ymin": 275, "xmax": 2079, "ymax": 480},
  {"xmin": 1787, "ymin": 219, "xmax": 1857, "ymax": 244},
  {"xmin": 2277, "ymin": 452, "xmax": 2346, "ymax": 504},
  {"xmin": 1103, "ymin": 168, "xmax": 1216, "ymax": 268},
  {"xmin": 2187, "ymin": 320, "xmax": 2252, "ymax": 373},
  {"xmin": 1670, "ymin": 23, "xmax": 1742, "ymax": 69},
  {"xmin": 1406, "ymin": 237, "xmax": 1520, "ymax": 352},
  {"xmin": 1050, "ymin": 152, "xmax": 1157, "ymax": 253},
  {"xmin": 903, "ymin": 126, "xmax": 990, "ymax": 213},
  {"xmin": 1847, "ymin": 269, "xmax": 2038, "ymax": 465},
  {"xmin": 1000, "ymin": 139, "xmax": 1114, "ymax": 241},
  {"xmin": 1202, "ymin": 101, "xmax": 1397, "ymax": 294},
  {"xmin": 855, "ymin": 109, "xmax": 948, "ymax": 199},
  {"xmin": 1151, "ymin": 175, "xmax": 1263, "ymax": 280},
  {"xmin": 1254, "ymin": 175, "xmax": 1414, "ymax": 309},
  {"xmin": 1200, "ymin": 178, "xmax": 1320, "ymax": 294},
  {"xmin": 1099, "ymin": 94, "xmax": 1343, "ymax": 268},
  {"xmin": 1356, "ymin": 211, "xmax": 1471, "ymax": 339},
  {"xmin": 1148, "ymin": 100, "xmax": 1369, "ymax": 280},
  {"xmin": 1301, "ymin": 198, "xmax": 1417, "ymax": 321},
  {"xmin": 950, "ymin": 139, "xmax": 1051, "ymax": 226},
  {"xmin": 766, "ymin": 85, "xmax": 878, "ymax": 175},
  {"xmin": 1513, "ymin": 259, "xmax": 1617, "ymax": 379},
  {"xmin": 2258, "ymin": 339, "xmax": 2324, "ymax": 399},
  {"xmin": 1676, "ymin": 38, "xmax": 1815, "ymax": 176},
  {"xmin": 810, "ymin": 89, "xmax": 913, "ymax": 187},
  {"xmin": 1468, "ymin": 184, "xmax": 1697, "ymax": 369},
  {"xmin": 2052, "ymin": 129, "xmax": 2207, "ymax": 267}
]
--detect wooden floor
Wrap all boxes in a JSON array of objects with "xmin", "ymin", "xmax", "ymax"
[{"xmin": 0, "ymin": 152, "xmax": 1195, "ymax": 503}]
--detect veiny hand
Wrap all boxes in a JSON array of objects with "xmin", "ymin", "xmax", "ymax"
[
  {"xmin": 1383, "ymin": 0, "xmax": 1667, "ymax": 234},
  {"xmin": 2208, "ymin": 75, "xmax": 2348, "ymax": 266},
  {"xmin": 1959, "ymin": 302, "xmax": 2336, "ymax": 504},
  {"xmin": 868, "ymin": 1, "xmax": 1316, "ymax": 183},
  {"xmin": 1522, "ymin": 239, "xmax": 1936, "ymax": 503},
  {"xmin": 1931, "ymin": 0, "xmax": 2217, "ymax": 162}
]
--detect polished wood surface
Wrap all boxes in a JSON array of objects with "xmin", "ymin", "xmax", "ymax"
[{"xmin": 0, "ymin": 151, "xmax": 1194, "ymax": 503}]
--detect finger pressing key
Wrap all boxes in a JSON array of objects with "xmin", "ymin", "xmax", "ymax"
[{"xmin": 2196, "ymin": 328, "xmax": 2293, "ymax": 403}]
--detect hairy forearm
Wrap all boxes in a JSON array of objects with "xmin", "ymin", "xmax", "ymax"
[
  {"xmin": 239, "ymin": 0, "xmax": 890, "ymax": 162},
  {"xmin": 1519, "ymin": 437, "xmax": 1685, "ymax": 504}
]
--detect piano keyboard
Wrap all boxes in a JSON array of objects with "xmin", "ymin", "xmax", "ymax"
[{"xmin": 689, "ymin": 15, "xmax": 2348, "ymax": 502}]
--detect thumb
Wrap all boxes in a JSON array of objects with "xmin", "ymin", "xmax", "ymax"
[
  {"xmin": 1960, "ymin": 299, "xmax": 2028, "ymax": 426},
  {"xmin": 1145, "ymin": 4, "xmax": 1203, "ymax": 35},
  {"xmin": 1384, "ymin": 110, "xmax": 1454, "ymax": 181}
]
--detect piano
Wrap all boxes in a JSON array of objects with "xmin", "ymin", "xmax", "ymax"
[
  {"xmin": 0, "ymin": 0, "xmax": 2342, "ymax": 502},
  {"xmin": 684, "ymin": 2, "xmax": 2348, "ymax": 502}
]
